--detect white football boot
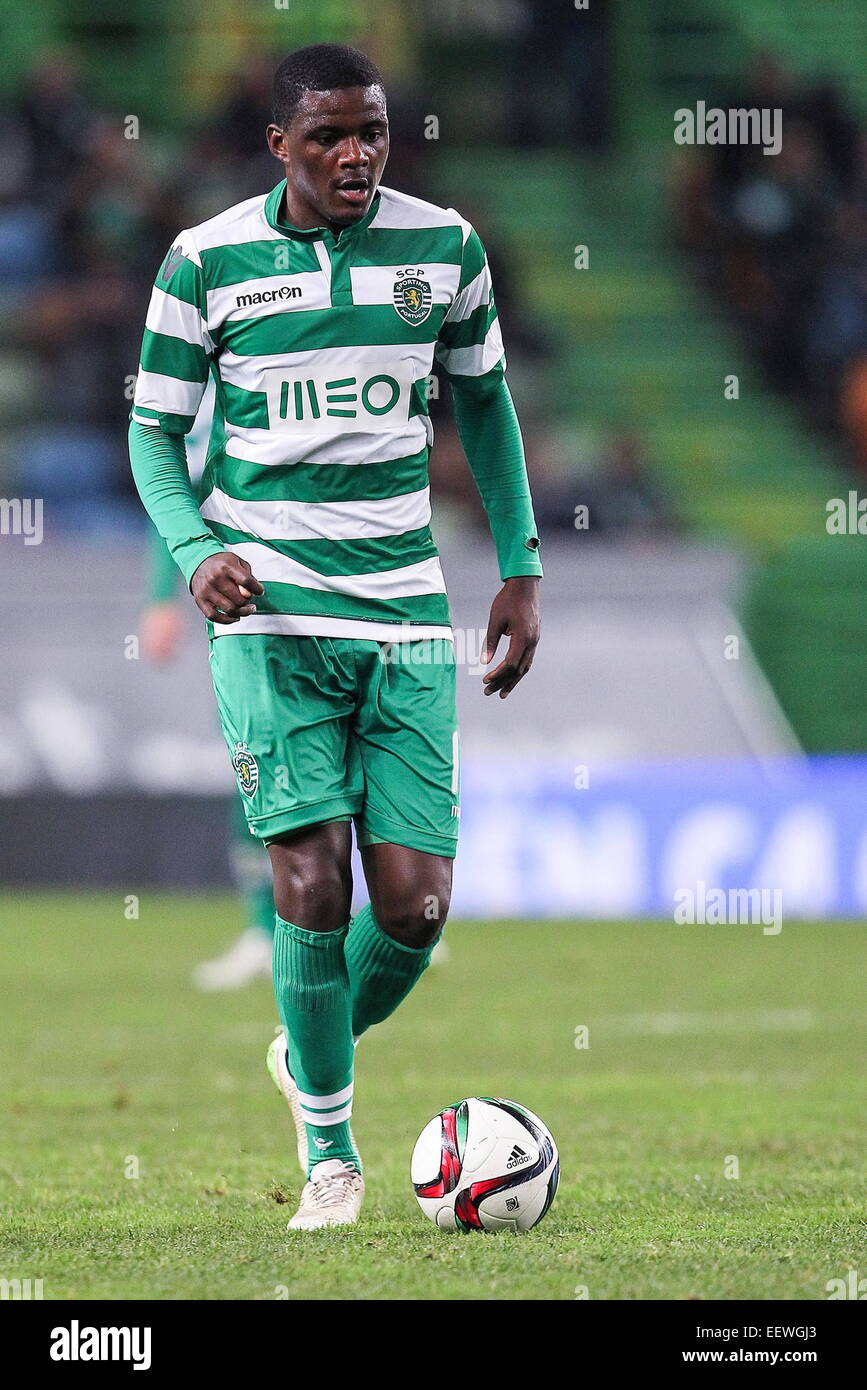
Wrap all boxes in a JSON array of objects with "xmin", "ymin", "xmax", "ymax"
[
  {"xmin": 192, "ymin": 928, "xmax": 272, "ymax": 991},
  {"xmin": 288, "ymin": 1159, "xmax": 364, "ymax": 1231},
  {"xmin": 266, "ymin": 1030, "xmax": 308, "ymax": 1173}
]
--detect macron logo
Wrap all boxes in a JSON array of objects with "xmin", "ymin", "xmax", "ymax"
[{"xmin": 236, "ymin": 286, "xmax": 302, "ymax": 308}]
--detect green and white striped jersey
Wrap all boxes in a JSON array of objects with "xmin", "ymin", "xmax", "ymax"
[{"xmin": 132, "ymin": 179, "xmax": 507, "ymax": 641}]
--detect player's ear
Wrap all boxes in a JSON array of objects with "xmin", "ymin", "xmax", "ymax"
[{"xmin": 266, "ymin": 124, "xmax": 288, "ymax": 159}]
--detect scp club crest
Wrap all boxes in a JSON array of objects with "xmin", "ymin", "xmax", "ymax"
[
  {"xmin": 393, "ymin": 268, "xmax": 432, "ymax": 325},
  {"xmin": 232, "ymin": 741, "xmax": 259, "ymax": 799}
]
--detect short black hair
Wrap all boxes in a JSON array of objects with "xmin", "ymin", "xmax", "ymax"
[{"xmin": 272, "ymin": 43, "xmax": 384, "ymax": 128}]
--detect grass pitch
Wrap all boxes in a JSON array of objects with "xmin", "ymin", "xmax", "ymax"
[{"xmin": 1, "ymin": 892, "xmax": 865, "ymax": 1300}]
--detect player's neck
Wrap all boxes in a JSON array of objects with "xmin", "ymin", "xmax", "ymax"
[{"xmin": 280, "ymin": 186, "xmax": 344, "ymax": 239}]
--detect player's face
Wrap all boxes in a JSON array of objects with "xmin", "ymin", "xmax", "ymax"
[{"xmin": 267, "ymin": 86, "xmax": 389, "ymax": 230}]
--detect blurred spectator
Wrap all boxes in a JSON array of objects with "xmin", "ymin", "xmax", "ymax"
[
  {"xmin": 508, "ymin": 0, "xmax": 611, "ymax": 150},
  {"xmin": 722, "ymin": 118, "xmax": 835, "ymax": 389},
  {"xmin": 16, "ymin": 49, "xmax": 96, "ymax": 198},
  {"xmin": 676, "ymin": 51, "xmax": 867, "ymax": 472},
  {"xmin": 534, "ymin": 430, "xmax": 679, "ymax": 539}
]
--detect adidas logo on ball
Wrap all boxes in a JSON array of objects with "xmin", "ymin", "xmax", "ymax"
[{"xmin": 506, "ymin": 1144, "xmax": 531, "ymax": 1169}]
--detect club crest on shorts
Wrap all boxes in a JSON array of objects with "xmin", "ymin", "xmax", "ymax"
[
  {"xmin": 393, "ymin": 268, "xmax": 432, "ymax": 325},
  {"xmin": 232, "ymin": 741, "xmax": 259, "ymax": 799}
]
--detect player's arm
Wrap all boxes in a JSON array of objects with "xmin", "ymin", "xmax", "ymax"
[
  {"xmin": 128, "ymin": 236, "xmax": 263, "ymax": 624},
  {"xmin": 436, "ymin": 227, "xmax": 542, "ymax": 698},
  {"xmin": 451, "ymin": 380, "xmax": 541, "ymax": 698}
]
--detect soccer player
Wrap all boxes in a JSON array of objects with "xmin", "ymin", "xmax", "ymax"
[{"xmin": 129, "ymin": 43, "xmax": 542, "ymax": 1230}]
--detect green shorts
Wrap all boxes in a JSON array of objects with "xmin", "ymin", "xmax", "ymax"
[{"xmin": 209, "ymin": 635, "xmax": 460, "ymax": 858}]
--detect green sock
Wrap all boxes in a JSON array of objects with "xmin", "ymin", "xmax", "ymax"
[
  {"xmin": 272, "ymin": 917, "xmax": 359, "ymax": 1176},
  {"xmin": 346, "ymin": 903, "xmax": 438, "ymax": 1038}
]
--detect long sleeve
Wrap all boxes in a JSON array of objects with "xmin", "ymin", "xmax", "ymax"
[
  {"xmin": 129, "ymin": 420, "xmax": 224, "ymax": 587},
  {"xmin": 435, "ymin": 220, "xmax": 541, "ymax": 579},
  {"xmin": 450, "ymin": 374, "xmax": 541, "ymax": 579}
]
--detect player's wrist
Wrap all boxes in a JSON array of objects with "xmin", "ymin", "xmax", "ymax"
[
  {"xmin": 502, "ymin": 574, "xmax": 541, "ymax": 588},
  {"xmin": 185, "ymin": 544, "xmax": 228, "ymax": 591}
]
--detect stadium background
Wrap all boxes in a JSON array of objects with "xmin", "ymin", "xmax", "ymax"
[
  {"xmin": 3, "ymin": 0, "xmax": 867, "ymax": 914},
  {"xmin": 2, "ymin": 0, "xmax": 867, "ymax": 1305}
]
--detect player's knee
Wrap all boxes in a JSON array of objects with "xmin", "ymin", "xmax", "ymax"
[
  {"xmin": 268, "ymin": 822, "xmax": 353, "ymax": 931},
  {"xmin": 375, "ymin": 881, "xmax": 451, "ymax": 950},
  {"xmin": 270, "ymin": 850, "xmax": 352, "ymax": 932}
]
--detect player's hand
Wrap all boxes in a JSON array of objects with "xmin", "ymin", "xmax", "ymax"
[
  {"xmin": 190, "ymin": 552, "xmax": 265, "ymax": 624},
  {"xmin": 482, "ymin": 575, "xmax": 540, "ymax": 699},
  {"xmin": 140, "ymin": 602, "xmax": 185, "ymax": 663}
]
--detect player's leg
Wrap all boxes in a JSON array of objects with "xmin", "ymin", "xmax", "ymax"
[
  {"xmin": 270, "ymin": 817, "xmax": 366, "ymax": 1223},
  {"xmin": 347, "ymin": 638, "xmax": 459, "ymax": 1037},
  {"xmin": 209, "ymin": 634, "xmax": 365, "ymax": 1225},
  {"xmin": 348, "ymin": 843, "xmax": 452, "ymax": 1036},
  {"xmin": 267, "ymin": 820, "xmax": 360, "ymax": 1177},
  {"xmin": 267, "ymin": 821, "xmax": 363, "ymax": 1228}
]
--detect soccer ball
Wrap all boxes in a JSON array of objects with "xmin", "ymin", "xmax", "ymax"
[{"xmin": 411, "ymin": 1096, "xmax": 559, "ymax": 1233}]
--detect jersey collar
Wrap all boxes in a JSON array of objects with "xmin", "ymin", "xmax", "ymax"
[{"xmin": 264, "ymin": 178, "xmax": 381, "ymax": 241}]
